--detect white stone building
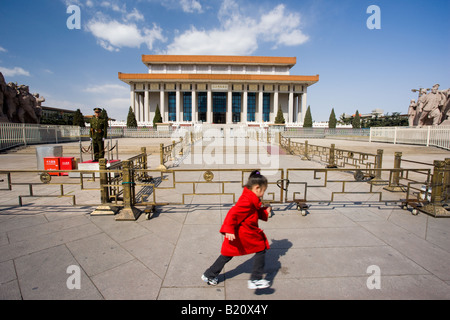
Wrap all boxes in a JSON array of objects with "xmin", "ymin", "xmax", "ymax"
[{"xmin": 118, "ymin": 55, "xmax": 319, "ymax": 126}]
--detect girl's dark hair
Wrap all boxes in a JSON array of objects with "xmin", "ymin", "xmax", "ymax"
[{"xmin": 245, "ymin": 170, "xmax": 268, "ymax": 189}]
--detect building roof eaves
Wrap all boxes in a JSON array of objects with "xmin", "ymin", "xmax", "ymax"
[
  {"xmin": 118, "ymin": 73, "xmax": 319, "ymax": 84},
  {"xmin": 141, "ymin": 55, "xmax": 297, "ymax": 67}
]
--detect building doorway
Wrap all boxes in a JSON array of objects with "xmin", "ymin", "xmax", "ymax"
[
  {"xmin": 213, "ymin": 92, "xmax": 227, "ymax": 124},
  {"xmin": 198, "ymin": 92, "xmax": 207, "ymax": 123}
]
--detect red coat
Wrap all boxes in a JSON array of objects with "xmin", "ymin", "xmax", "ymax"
[{"xmin": 220, "ymin": 187, "xmax": 270, "ymax": 257}]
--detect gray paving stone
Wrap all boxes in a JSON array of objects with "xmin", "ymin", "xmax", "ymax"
[
  {"xmin": 0, "ymin": 222, "xmax": 102, "ymax": 262},
  {"xmin": 14, "ymin": 245, "xmax": 102, "ymax": 300},
  {"xmin": 90, "ymin": 215, "xmax": 151, "ymax": 243},
  {"xmin": 66, "ymin": 233, "xmax": 135, "ymax": 277},
  {"xmin": 7, "ymin": 215, "xmax": 91, "ymax": 243},
  {"xmin": 223, "ymin": 246, "xmax": 429, "ymax": 282},
  {"xmin": 225, "ymin": 274, "xmax": 450, "ymax": 300},
  {"xmin": 359, "ymin": 220, "xmax": 450, "ymax": 281},
  {"xmin": 91, "ymin": 259, "xmax": 161, "ymax": 300},
  {"xmin": 0, "ymin": 260, "xmax": 17, "ymax": 285},
  {"xmin": 1, "ymin": 138, "xmax": 450, "ymax": 300},
  {"xmin": 163, "ymin": 225, "xmax": 223, "ymax": 288},
  {"xmin": 122, "ymin": 233, "xmax": 175, "ymax": 279},
  {"xmin": 266, "ymin": 226, "xmax": 385, "ymax": 249},
  {"xmin": 0, "ymin": 213, "xmax": 48, "ymax": 234},
  {"xmin": 425, "ymin": 218, "xmax": 450, "ymax": 253},
  {"xmin": 0, "ymin": 280, "xmax": 22, "ymax": 300},
  {"xmin": 138, "ymin": 211, "xmax": 185, "ymax": 245}
]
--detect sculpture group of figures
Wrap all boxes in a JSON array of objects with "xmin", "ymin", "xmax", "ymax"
[
  {"xmin": 0, "ymin": 72, "xmax": 44, "ymax": 124},
  {"xmin": 409, "ymin": 84, "xmax": 450, "ymax": 127}
]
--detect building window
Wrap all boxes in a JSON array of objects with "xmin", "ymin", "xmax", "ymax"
[
  {"xmin": 232, "ymin": 92, "xmax": 241, "ymax": 123},
  {"xmin": 263, "ymin": 93, "xmax": 270, "ymax": 122},
  {"xmin": 213, "ymin": 92, "xmax": 227, "ymax": 124},
  {"xmin": 247, "ymin": 93, "xmax": 256, "ymax": 122},
  {"xmin": 168, "ymin": 92, "xmax": 176, "ymax": 122},
  {"xmin": 183, "ymin": 92, "xmax": 192, "ymax": 122},
  {"xmin": 198, "ymin": 92, "xmax": 207, "ymax": 123}
]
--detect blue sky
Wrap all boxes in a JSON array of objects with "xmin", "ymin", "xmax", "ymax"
[{"xmin": 0, "ymin": 0, "xmax": 449, "ymax": 122}]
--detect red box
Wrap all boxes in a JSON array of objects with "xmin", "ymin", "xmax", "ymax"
[
  {"xmin": 59, "ymin": 157, "xmax": 75, "ymax": 176},
  {"xmin": 44, "ymin": 157, "xmax": 60, "ymax": 176}
]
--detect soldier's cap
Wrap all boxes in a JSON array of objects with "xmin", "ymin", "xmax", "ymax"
[{"xmin": 94, "ymin": 108, "xmax": 102, "ymax": 113}]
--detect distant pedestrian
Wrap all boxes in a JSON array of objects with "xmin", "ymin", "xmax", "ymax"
[{"xmin": 202, "ymin": 170, "xmax": 272, "ymax": 289}]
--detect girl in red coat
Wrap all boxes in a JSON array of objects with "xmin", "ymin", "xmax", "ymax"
[{"xmin": 202, "ymin": 170, "xmax": 272, "ymax": 289}]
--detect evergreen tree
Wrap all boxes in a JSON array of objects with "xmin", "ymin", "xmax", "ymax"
[
  {"xmin": 363, "ymin": 113, "xmax": 408, "ymax": 128},
  {"xmin": 127, "ymin": 106, "xmax": 137, "ymax": 127},
  {"xmin": 352, "ymin": 110, "xmax": 361, "ymax": 129},
  {"xmin": 72, "ymin": 109, "xmax": 86, "ymax": 127},
  {"xmin": 328, "ymin": 108, "xmax": 337, "ymax": 129},
  {"xmin": 100, "ymin": 108, "xmax": 109, "ymax": 128},
  {"xmin": 153, "ymin": 104, "xmax": 163, "ymax": 128},
  {"xmin": 274, "ymin": 105, "xmax": 285, "ymax": 124},
  {"xmin": 100, "ymin": 108, "xmax": 108, "ymax": 120},
  {"xmin": 339, "ymin": 113, "xmax": 352, "ymax": 126},
  {"xmin": 303, "ymin": 105, "xmax": 313, "ymax": 128}
]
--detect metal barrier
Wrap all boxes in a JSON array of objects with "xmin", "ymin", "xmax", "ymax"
[
  {"xmin": 158, "ymin": 130, "xmax": 203, "ymax": 169},
  {"xmin": 1, "ymin": 150, "xmax": 449, "ymax": 220},
  {"xmin": 0, "ymin": 168, "xmax": 115, "ymax": 208},
  {"xmin": 279, "ymin": 136, "xmax": 379, "ymax": 171},
  {"xmin": 402, "ymin": 159, "xmax": 450, "ymax": 217},
  {"xmin": 158, "ymin": 140, "xmax": 182, "ymax": 170},
  {"xmin": 107, "ymin": 160, "xmax": 448, "ymax": 219},
  {"xmin": 132, "ymin": 168, "xmax": 283, "ymax": 206},
  {"xmin": 103, "ymin": 152, "xmax": 448, "ymax": 219},
  {"xmin": 282, "ymin": 167, "xmax": 429, "ymax": 205},
  {"xmin": 79, "ymin": 139, "xmax": 120, "ymax": 162}
]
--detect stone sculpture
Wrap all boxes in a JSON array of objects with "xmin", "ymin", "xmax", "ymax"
[
  {"xmin": 0, "ymin": 72, "xmax": 43, "ymax": 124},
  {"xmin": 440, "ymin": 89, "xmax": 450, "ymax": 125},
  {"xmin": 411, "ymin": 84, "xmax": 450, "ymax": 126},
  {"xmin": 408, "ymin": 99, "xmax": 417, "ymax": 127},
  {"xmin": 0, "ymin": 73, "xmax": 6, "ymax": 122}
]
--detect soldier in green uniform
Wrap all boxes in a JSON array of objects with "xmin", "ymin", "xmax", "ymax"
[{"xmin": 90, "ymin": 108, "xmax": 108, "ymax": 161}]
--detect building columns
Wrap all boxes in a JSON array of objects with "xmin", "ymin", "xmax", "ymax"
[
  {"xmin": 144, "ymin": 84, "xmax": 149, "ymax": 123},
  {"xmin": 288, "ymin": 86, "xmax": 294, "ymax": 123},
  {"xmin": 135, "ymin": 92, "xmax": 141, "ymax": 122},
  {"xmin": 192, "ymin": 89, "xmax": 197, "ymax": 124},
  {"xmin": 131, "ymin": 86, "xmax": 136, "ymax": 119},
  {"xmin": 130, "ymin": 82, "xmax": 309, "ymax": 125},
  {"xmin": 243, "ymin": 88, "xmax": 248, "ymax": 123},
  {"xmin": 207, "ymin": 87, "xmax": 212, "ymax": 124},
  {"xmin": 274, "ymin": 89, "xmax": 279, "ymax": 119},
  {"xmin": 160, "ymin": 87, "xmax": 165, "ymax": 123},
  {"xmin": 176, "ymin": 84, "xmax": 181, "ymax": 122},
  {"xmin": 227, "ymin": 88, "xmax": 232, "ymax": 124},
  {"xmin": 300, "ymin": 90, "xmax": 307, "ymax": 124},
  {"xmin": 258, "ymin": 89, "xmax": 263, "ymax": 123}
]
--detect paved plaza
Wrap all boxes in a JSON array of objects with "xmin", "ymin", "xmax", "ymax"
[{"xmin": 0, "ymin": 137, "xmax": 450, "ymax": 301}]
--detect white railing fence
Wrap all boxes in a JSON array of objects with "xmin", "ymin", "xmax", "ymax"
[
  {"xmin": 283, "ymin": 128, "xmax": 370, "ymax": 138},
  {"xmin": 80, "ymin": 127, "xmax": 174, "ymax": 138},
  {"xmin": 0, "ymin": 123, "xmax": 81, "ymax": 151},
  {"xmin": 370, "ymin": 126, "xmax": 450, "ymax": 150},
  {"xmin": 2, "ymin": 123, "xmax": 450, "ymax": 152},
  {"xmin": 0, "ymin": 124, "xmax": 182, "ymax": 151}
]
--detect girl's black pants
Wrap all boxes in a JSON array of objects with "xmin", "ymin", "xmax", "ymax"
[{"xmin": 204, "ymin": 250, "xmax": 266, "ymax": 281}]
